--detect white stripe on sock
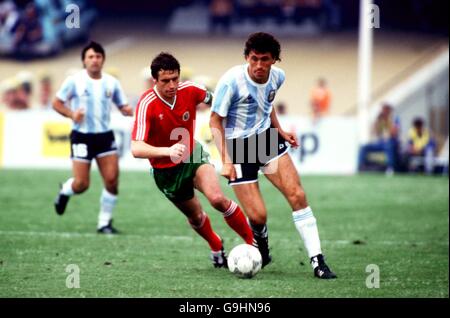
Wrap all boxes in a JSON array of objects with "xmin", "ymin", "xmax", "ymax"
[{"xmin": 223, "ymin": 201, "xmax": 238, "ymax": 218}]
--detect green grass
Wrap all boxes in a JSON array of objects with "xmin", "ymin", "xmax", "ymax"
[{"xmin": 0, "ymin": 169, "xmax": 448, "ymax": 298}]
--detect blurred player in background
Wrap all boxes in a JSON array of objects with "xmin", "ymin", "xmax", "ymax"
[
  {"xmin": 53, "ymin": 41, "xmax": 133, "ymax": 234},
  {"xmin": 131, "ymin": 52, "xmax": 253, "ymax": 268},
  {"xmin": 210, "ymin": 32, "xmax": 336, "ymax": 278},
  {"xmin": 310, "ymin": 77, "xmax": 331, "ymax": 121}
]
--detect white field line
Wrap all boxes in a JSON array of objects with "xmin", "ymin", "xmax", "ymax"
[{"xmin": 0, "ymin": 230, "xmax": 447, "ymax": 246}]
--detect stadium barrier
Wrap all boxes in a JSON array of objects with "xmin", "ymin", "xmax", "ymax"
[{"xmin": 0, "ymin": 110, "xmax": 358, "ymax": 174}]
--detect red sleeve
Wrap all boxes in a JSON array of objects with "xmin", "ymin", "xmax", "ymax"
[
  {"xmin": 190, "ymin": 84, "xmax": 207, "ymax": 105},
  {"xmin": 132, "ymin": 92, "xmax": 152, "ymax": 141}
]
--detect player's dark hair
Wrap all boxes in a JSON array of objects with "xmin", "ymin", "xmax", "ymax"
[
  {"xmin": 81, "ymin": 41, "xmax": 105, "ymax": 61},
  {"xmin": 244, "ymin": 32, "xmax": 281, "ymax": 61},
  {"xmin": 151, "ymin": 52, "xmax": 181, "ymax": 80}
]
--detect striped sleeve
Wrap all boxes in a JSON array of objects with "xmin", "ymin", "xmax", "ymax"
[
  {"xmin": 112, "ymin": 79, "xmax": 128, "ymax": 107},
  {"xmin": 132, "ymin": 92, "xmax": 154, "ymax": 141},
  {"xmin": 55, "ymin": 76, "xmax": 75, "ymax": 102},
  {"xmin": 276, "ymin": 68, "xmax": 285, "ymax": 88},
  {"xmin": 211, "ymin": 82, "xmax": 234, "ymax": 117}
]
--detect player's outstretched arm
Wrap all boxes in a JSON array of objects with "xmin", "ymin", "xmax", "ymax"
[{"xmin": 131, "ymin": 140, "xmax": 186, "ymax": 161}]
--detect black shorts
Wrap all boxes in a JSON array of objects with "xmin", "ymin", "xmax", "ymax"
[
  {"xmin": 226, "ymin": 127, "xmax": 290, "ymax": 185},
  {"xmin": 70, "ymin": 130, "xmax": 118, "ymax": 162}
]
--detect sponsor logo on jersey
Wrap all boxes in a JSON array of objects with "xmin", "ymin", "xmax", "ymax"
[
  {"xmin": 105, "ymin": 90, "xmax": 112, "ymax": 98},
  {"xmin": 182, "ymin": 111, "xmax": 190, "ymax": 121},
  {"xmin": 159, "ymin": 113, "xmax": 164, "ymax": 120}
]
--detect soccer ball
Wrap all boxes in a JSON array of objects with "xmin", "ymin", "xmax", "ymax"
[{"xmin": 227, "ymin": 244, "xmax": 262, "ymax": 279}]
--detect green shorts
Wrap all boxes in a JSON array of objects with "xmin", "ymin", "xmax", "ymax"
[{"xmin": 152, "ymin": 142, "xmax": 211, "ymax": 203}]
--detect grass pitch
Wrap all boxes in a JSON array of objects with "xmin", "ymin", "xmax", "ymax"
[{"xmin": 0, "ymin": 169, "xmax": 448, "ymax": 298}]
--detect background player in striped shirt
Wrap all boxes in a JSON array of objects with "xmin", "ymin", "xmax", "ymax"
[
  {"xmin": 131, "ymin": 52, "xmax": 253, "ymax": 268},
  {"xmin": 53, "ymin": 41, "xmax": 133, "ymax": 234},
  {"xmin": 210, "ymin": 32, "xmax": 336, "ymax": 278}
]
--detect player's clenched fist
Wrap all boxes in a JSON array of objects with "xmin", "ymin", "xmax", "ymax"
[
  {"xmin": 168, "ymin": 143, "xmax": 186, "ymax": 162},
  {"xmin": 71, "ymin": 108, "xmax": 85, "ymax": 124}
]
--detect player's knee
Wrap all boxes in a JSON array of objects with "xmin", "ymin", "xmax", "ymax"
[
  {"xmin": 248, "ymin": 210, "xmax": 267, "ymax": 225},
  {"xmin": 73, "ymin": 179, "xmax": 89, "ymax": 193},
  {"xmin": 188, "ymin": 212, "xmax": 204, "ymax": 227},
  {"xmin": 104, "ymin": 176, "xmax": 118, "ymax": 190},
  {"xmin": 208, "ymin": 193, "xmax": 228, "ymax": 211}
]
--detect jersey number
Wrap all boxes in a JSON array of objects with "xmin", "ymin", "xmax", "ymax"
[{"xmin": 72, "ymin": 144, "xmax": 88, "ymax": 158}]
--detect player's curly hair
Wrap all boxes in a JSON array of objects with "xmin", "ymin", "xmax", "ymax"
[
  {"xmin": 244, "ymin": 32, "xmax": 281, "ymax": 61},
  {"xmin": 151, "ymin": 52, "xmax": 181, "ymax": 80}
]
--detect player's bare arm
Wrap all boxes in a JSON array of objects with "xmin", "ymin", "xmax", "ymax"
[
  {"xmin": 210, "ymin": 112, "xmax": 236, "ymax": 181},
  {"xmin": 131, "ymin": 140, "xmax": 186, "ymax": 161},
  {"xmin": 52, "ymin": 98, "xmax": 85, "ymax": 124},
  {"xmin": 270, "ymin": 108, "xmax": 299, "ymax": 148}
]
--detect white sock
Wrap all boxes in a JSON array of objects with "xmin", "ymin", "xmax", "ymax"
[
  {"xmin": 292, "ymin": 206, "xmax": 322, "ymax": 258},
  {"xmin": 60, "ymin": 178, "xmax": 75, "ymax": 196},
  {"xmin": 98, "ymin": 189, "xmax": 117, "ymax": 229}
]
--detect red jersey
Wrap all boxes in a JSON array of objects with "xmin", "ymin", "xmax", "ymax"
[{"xmin": 132, "ymin": 81, "xmax": 207, "ymax": 169}]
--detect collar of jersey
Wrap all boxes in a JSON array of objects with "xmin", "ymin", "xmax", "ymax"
[
  {"xmin": 154, "ymin": 86, "xmax": 177, "ymax": 110},
  {"xmin": 244, "ymin": 63, "xmax": 271, "ymax": 88},
  {"xmin": 84, "ymin": 69, "xmax": 103, "ymax": 81}
]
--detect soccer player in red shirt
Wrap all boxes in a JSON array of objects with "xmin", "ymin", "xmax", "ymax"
[{"xmin": 131, "ymin": 52, "xmax": 253, "ymax": 268}]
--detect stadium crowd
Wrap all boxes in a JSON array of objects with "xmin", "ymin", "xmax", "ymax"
[
  {"xmin": 207, "ymin": 0, "xmax": 341, "ymax": 33},
  {"xmin": 0, "ymin": 0, "xmax": 96, "ymax": 59}
]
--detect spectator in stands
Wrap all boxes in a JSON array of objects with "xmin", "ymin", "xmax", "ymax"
[
  {"xmin": 0, "ymin": 0, "xmax": 19, "ymax": 55},
  {"xmin": 39, "ymin": 73, "xmax": 53, "ymax": 110},
  {"xmin": 15, "ymin": 71, "xmax": 33, "ymax": 108},
  {"xmin": 310, "ymin": 77, "xmax": 331, "ymax": 121},
  {"xmin": 0, "ymin": 77, "xmax": 29, "ymax": 110},
  {"xmin": 209, "ymin": 0, "xmax": 234, "ymax": 34},
  {"xmin": 405, "ymin": 117, "xmax": 436, "ymax": 174},
  {"xmin": 358, "ymin": 103, "xmax": 401, "ymax": 175},
  {"xmin": 13, "ymin": 2, "xmax": 43, "ymax": 58},
  {"xmin": 294, "ymin": 0, "xmax": 324, "ymax": 26},
  {"xmin": 281, "ymin": 0, "xmax": 297, "ymax": 22},
  {"xmin": 235, "ymin": 0, "xmax": 258, "ymax": 23}
]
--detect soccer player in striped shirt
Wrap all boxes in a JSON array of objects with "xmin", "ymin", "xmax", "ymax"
[
  {"xmin": 131, "ymin": 52, "xmax": 253, "ymax": 268},
  {"xmin": 53, "ymin": 41, "xmax": 133, "ymax": 234},
  {"xmin": 210, "ymin": 32, "xmax": 336, "ymax": 278}
]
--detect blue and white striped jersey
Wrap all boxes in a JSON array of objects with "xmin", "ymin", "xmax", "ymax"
[
  {"xmin": 56, "ymin": 70, "xmax": 128, "ymax": 134},
  {"xmin": 212, "ymin": 64, "xmax": 285, "ymax": 139}
]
